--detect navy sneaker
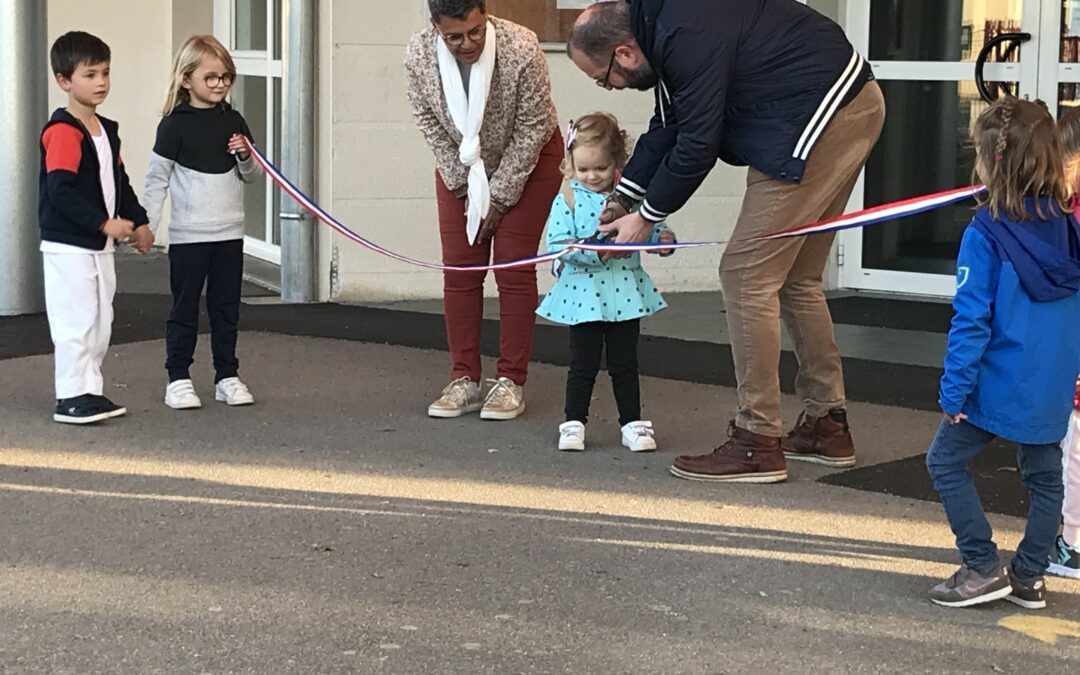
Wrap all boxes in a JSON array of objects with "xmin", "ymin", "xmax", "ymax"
[
  {"xmin": 53, "ymin": 395, "xmax": 110, "ymax": 425},
  {"xmin": 1048, "ymin": 535, "xmax": 1080, "ymax": 580},
  {"xmin": 1005, "ymin": 574, "xmax": 1047, "ymax": 610},
  {"xmin": 88, "ymin": 394, "xmax": 127, "ymax": 419}
]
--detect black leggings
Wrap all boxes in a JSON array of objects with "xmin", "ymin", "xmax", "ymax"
[
  {"xmin": 565, "ymin": 319, "xmax": 640, "ymax": 426},
  {"xmin": 165, "ymin": 239, "xmax": 243, "ymax": 383}
]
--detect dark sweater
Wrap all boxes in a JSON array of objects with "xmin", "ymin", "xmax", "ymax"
[{"xmin": 38, "ymin": 108, "xmax": 148, "ymax": 250}]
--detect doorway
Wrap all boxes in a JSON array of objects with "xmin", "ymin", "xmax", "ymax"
[{"xmin": 839, "ymin": 1, "xmax": 1080, "ymax": 296}]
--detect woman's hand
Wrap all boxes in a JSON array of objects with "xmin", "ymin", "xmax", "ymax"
[
  {"xmin": 476, "ymin": 204, "xmax": 504, "ymax": 244},
  {"xmin": 597, "ymin": 211, "xmax": 653, "ymax": 260},
  {"xmin": 599, "ymin": 200, "xmax": 628, "ymax": 226},
  {"xmin": 227, "ymin": 134, "xmax": 250, "ymax": 161}
]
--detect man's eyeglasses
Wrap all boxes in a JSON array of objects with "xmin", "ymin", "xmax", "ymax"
[
  {"xmin": 204, "ymin": 73, "xmax": 235, "ymax": 88},
  {"xmin": 441, "ymin": 22, "xmax": 487, "ymax": 48},
  {"xmin": 596, "ymin": 50, "xmax": 616, "ymax": 89}
]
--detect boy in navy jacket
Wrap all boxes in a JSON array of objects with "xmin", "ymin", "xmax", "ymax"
[{"xmin": 39, "ymin": 31, "xmax": 151, "ymax": 424}]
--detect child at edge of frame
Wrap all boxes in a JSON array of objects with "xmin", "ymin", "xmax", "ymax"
[
  {"xmin": 39, "ymin": 31, "xmax": 152, "ymax": 425},
  {"xmin": 143, "ymin": 34, "xmax": 260, "ymax": 411},
  {"xmin": 924, "ymin": 97, "xmax": 1080, "ymax": 610},
  {"xmin": 537, "ymin": 112, "xmax": 676, "ymax": 453},
  {"xmin": 1046, "ymin": 106, "xmax": 1080, "ymax": 580}
]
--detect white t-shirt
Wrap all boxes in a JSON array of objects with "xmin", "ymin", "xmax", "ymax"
[{"xmin": 41, "ymin": 126, "xmax": 117, "ymax": 255}]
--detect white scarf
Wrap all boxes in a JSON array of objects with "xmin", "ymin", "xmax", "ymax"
[{"xmin": 436, "ymin": 20, "xmax": 497, "ymax": 245}]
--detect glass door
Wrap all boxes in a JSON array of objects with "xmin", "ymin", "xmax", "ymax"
[
  {"xmin": 839, "ymin": 1, "xmax": 1041, "ymax": 297},
  {"xmin": 214, "ymin": 0, "xmax": 283, "ymax": 264}
]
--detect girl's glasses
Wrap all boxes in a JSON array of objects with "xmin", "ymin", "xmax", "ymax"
[
  {"xmin": 204, "ymin": 73, "xmax": 235, "ymax": 88},
  {"xmin": 441, "ymin": 23, "xmax": 487, "ymax": 48}
]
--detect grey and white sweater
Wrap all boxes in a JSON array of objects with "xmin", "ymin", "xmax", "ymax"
[{"xmin": 144, "ymin": 102, "xmax": 259, "ymax": 245}]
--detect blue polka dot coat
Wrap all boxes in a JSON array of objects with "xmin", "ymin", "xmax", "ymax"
[{"xmin": 537, "ymin": 181, "xmax": 671, "ymax": 326}]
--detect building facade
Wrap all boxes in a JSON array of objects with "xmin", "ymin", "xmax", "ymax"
[{"xmin": 42, "ymin": 0, "xmax": 1080, "ymax": 302}]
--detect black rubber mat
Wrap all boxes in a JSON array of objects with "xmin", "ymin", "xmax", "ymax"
[
  {"xmin": 3, "ymin": 295, "xmax": 945, "ymax": 412},
  {"xmin": 826, "ymin": 296, "xmax": 954, "ymax": 333},
  {"xmin": 820, "ymin": 438, "xmax": 1028, "ymax": 519}
]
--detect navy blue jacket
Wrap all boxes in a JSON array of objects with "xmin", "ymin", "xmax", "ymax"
[
  {"xmin": 940, "ymin": 201, "xmax": 1080, "ymax": 445},
  {"xmin": 616, "ymin": 0, "xmax": 874, "ymax": 223},
  {"xmin": 39, "ymin": 108, "xmax": 149, "ymax": 250}
]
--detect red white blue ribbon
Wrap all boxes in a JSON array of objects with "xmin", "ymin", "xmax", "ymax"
[
  {"xmin": 243, "ymin": 138, "xmax": 984, "ymax": 269},
  {"xmin": 243, "ymin": 138, "xmax": 708, "ymax": 272},
  {"xmin": 764, "ymin": 185, "xmax": 986, "ymax": 239}
]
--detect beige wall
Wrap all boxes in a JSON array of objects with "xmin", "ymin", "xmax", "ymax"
[
  {"xmin": 327, "ymin": 1, "xmax": 746, "ymax": 302},
  {"xmin": 47, "ymin": 1, "xmax": 213, "ymax": 245}
]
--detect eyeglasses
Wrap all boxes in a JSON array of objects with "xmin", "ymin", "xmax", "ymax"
[
  {"xmin": 596, "ymin": 50, "xmax": 617, "ymax": 89},
  {"xmin": 204, "ymin": 73, "xmax": 235, "ymax": 88},
  {"xmin": 441, "ymin": 22, "xmax": 487, "ymax": 48}
]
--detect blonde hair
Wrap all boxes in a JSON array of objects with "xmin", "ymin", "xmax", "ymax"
[
  {"xmin": 561, "ymin": 112, "xmax": 632, "ymax": 180},
  {"xmin": 1058, "ymin": 106, "xmax": 1080, "ymax": 195},
  {"xmin": 973, "ymin": 97, "xmax": 1070, "ymax": 221},
  {"xmin": 162, "ymin": 35, "xmax": 237, "ymax": 115}
]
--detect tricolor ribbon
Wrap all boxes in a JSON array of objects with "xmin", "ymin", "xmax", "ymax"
[
  {"xmin": 763, "ymin": 185, "xmax": 986, "ymax": 239},
  {"xmin": 243, "ymin": 138, "xmax": 709, "ymax": 272},
  {"xmin": 243, "ymin": 137, "xmax": 984, "ymax": 271}
]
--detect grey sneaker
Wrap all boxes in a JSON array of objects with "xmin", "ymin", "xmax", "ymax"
[
  {"xmin": 1005, "ymin": 574, "xmax": 1047, "ymax": 610},
  {"xmin": 929, "ymin": 565, "xmax": 1012, "ymax": 608},
  {"xmin": 428, "ymin": 377, "xmax": 482, "ymax": 418}
]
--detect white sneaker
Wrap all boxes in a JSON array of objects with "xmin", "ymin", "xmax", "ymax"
[
  {"xmin": 428, "ymin": 377, "xmax": 483, "ymax": 418},
  {"xmin": 165, "ymin": 379, "xmax": 202, "ymax": 410},
  {"xmin": 621, "ymin": 420, "xmax": 657, "ymax": 452},
  {"xmin": 481, "ymin": 377, "xmax": 525, "ymax": 420},
  {"xmin": 215, "ymin": 377, "xmax": 254, "ymax": 406},
  {"xmin": 559, "ymin": 421, "xmax": 586, "ymax": 451}
]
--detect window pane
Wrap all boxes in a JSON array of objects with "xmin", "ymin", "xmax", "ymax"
[
  {"xmin": 862, "ymin": 80, "xmax": 989, "ymax": 275},
  {"xmin": 233, "ymin": 75, "xmax": 268, "ymax": 241},
  {"xmin": 235, "ymin": 0, "xmax": 268, "ymax": 51},
  {"xmin": 488, "ymin": 0, "xmax": 583, "ymax": 43},
  {"xmin": 273, "ymin": 0, "xmax": 283, "ymax": 60},
  {"xmin": 869, "ymin": 0, "xmax": 1023, "ymax": 62}
]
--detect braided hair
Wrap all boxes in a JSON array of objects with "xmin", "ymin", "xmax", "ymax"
[{"xmin": 973, "ymin": 97, "xmax": 1070, "ymax": 221}]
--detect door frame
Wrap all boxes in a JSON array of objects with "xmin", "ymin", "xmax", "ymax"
[
  {"xmin": 837, "ymin": 0, "xmax": 1046, "ymax": 297},
  {"xmin": 213, "ymin": 0, "xmax": 283, "ymax": 264}
]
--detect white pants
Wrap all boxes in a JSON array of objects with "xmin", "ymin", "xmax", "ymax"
[
  {"xmin": 42, "ymin": 251, "xmax": 116, "ymax": 399},
  {"xmin": 1064, "ymin": 409, "xmax": 1080, "ymax": 544}
]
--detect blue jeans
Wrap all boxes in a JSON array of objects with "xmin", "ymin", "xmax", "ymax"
[{"xmin": 926, "ymin": 420, "xmax": 1064, "ymax": 579}]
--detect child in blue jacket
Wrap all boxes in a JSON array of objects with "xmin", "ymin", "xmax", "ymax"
[
  {"xmin": 538, "ymin": 113, "xmax": 674, "ymax": 452},
  {"xmin": 926, "ymin": 98, "xmax": 1080, "ymax": 610}
]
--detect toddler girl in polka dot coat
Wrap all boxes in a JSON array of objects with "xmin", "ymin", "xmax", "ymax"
[{"xmin": 537, "ymin": 112, "xmax": 675, "ymax": 453}]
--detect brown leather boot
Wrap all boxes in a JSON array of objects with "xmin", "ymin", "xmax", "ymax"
[
  {"xmin": 670, "ymin": 422, "xmax": 787, "ymax": 483},
  {"xmin": 781, "ymin": 409, "xmax": 856, "ymax": 468}
]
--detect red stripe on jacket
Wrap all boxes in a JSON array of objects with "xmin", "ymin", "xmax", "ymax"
[{"xmin": 42, "ymin": 124, "xmax": 84, "ymax": 173}]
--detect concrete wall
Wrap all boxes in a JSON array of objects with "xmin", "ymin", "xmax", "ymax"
[
  {"xmin": 47, "ymin": 0, "xmax": 213, "ymax": 245},
  {"xmin": 327, "ymin": 1, "xmax": 744, "ymax": 302}
]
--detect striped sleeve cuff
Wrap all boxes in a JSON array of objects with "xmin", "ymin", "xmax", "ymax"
[
  {"xmin": 615, "ymin": 176, "xmax": 646, "ymax": 203},
  {"xmin": 639, "ymin": 199, "xmax": 668, "ymax": 224}
]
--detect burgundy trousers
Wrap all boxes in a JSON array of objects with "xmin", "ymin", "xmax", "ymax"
[{"xmin": 436, "ymin": 131, "xmax": 563, "ymax": 386}]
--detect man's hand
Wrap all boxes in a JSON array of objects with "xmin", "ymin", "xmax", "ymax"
[
  {"xmin": 476, "ymin": 204, "xmax": 504, "ymax": 244},
  {"xmin": 227, "ymin": 133, "xmax": 250, "ymax": 161},
  {"xmin": 597, "ymin": 211, "xmax": 653, "ymax": 260},
  {"xmin": 130, "ymin": 225, "xmax": 155, "ymax": 254},
  {"xmin": 102, "ymin": 218, "xmax": 134, "ymax": 241}
]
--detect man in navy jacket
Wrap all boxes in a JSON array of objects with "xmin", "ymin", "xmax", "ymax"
[{"xmin": 568, "ymin": 0, "xmax": 885, "ymax": 483}]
